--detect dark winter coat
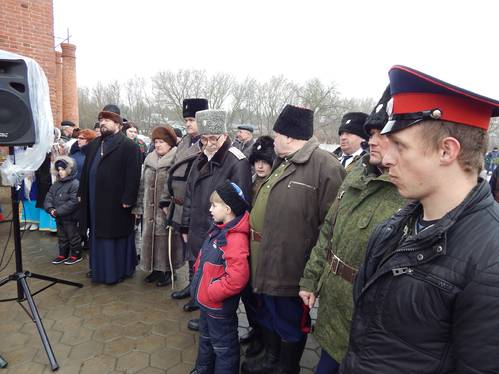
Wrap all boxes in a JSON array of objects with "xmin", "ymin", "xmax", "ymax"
[
  {"xmin": 70, "ymin": 142, "xmax": 90, "ymax": 181},
  {"xmin": 44, "ymin": 156, "xmax": 79, "ymax": 221},
  {"xmin": 191, "ymin": 212, "xmax": 250, "ymax": 316},
  {"xmin": 35, "ymin": 154, "xmax": 52, "ymax": 209},
  {"xmin": 159, "ymin": 134, "xmax": 202, "ymax": 229},
  {"xmin": 489, "ymin": 166, "xmax": 499, "ymax": 202},
  {"xmin": 181, "ymin": 139, "xmax": 252, "ymax": 259},
  {"xmin": 341, "ymin": 180, "xmax": 499, "ymax": 374},
  {"xmin": 132, "ymin": 148, "xmax": 183, "ymax": 272},
  {"xmin": 252, "ymin": 137, "xmax": 346, "ymax": 297},
  {"xmin": 78, "ymin": 132, "xmax": 142, "ymax": 238}
]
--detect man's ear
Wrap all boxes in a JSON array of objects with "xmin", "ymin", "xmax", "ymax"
[{"xmin": 440, "ymin": 136, "xmax": 461, "ymax": 166}]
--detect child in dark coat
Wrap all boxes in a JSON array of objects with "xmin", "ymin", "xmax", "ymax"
[
  {"xmin": 189, "ymin": 180, "xmax": 250, "ymax": 374},
  {"xmin": 44, "ymin": 156, "xmax": 82, "ymax": 265}
]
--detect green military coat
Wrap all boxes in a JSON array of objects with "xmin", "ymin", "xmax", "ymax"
[{"xmin": 299, "ymin": 155, "xmax": 405, "ymax": 361}]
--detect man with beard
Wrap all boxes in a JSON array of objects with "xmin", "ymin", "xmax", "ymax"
[
  {"xmin": 181, "ymin": 109, "xmax": 252, "ymax": 331},
  {"xmin": 159, "ymin": 98, "xmax": 208, "ymax": 294},
  {"xmin": 299, "ymin": 87, "xmax": 405, "ymax": 374},
  {"xmin": 341, "ymin": 66, "xmax": 499, "ymax": 373},
  {"xmin": 78, "ymin": 107, "xmax": 142, "ymax": 284}
]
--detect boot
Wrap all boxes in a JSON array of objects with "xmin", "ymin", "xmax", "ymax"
[
  {"xmin": 144, "ymin": 270, "xmax": 162, "ymax": 283},
  {"xmin": 157, "ymin": 271, "xmax": 177, "ymax": 287},
  {"xmin": 275, "ymin": 336, "xmax": 307, "ymax": 374},
  {"xmin": 244, "ymin": 326, "xmax": 264, "ymax": 358},
  {"xmin": 183, "ymin": 298, "xmax": 200, "ymax": 312},
  {"xmin": 241, "ymin": 328, "xmax": 280, "ymax": 374},
  {"xmin": 171, "ymin": 284, "xmax": 191, "ymax": 299}
]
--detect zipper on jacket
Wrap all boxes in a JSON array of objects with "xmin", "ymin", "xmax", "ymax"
[
  {"xmin": 287, "ymin": 181, "xmax": 317, "ymax": 190},
  {"xmin": 392, "ymin": 267, "xmax": 413, "ymax": 276}
]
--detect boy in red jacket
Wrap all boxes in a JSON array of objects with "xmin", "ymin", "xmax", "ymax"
[{"xmin": 189, "ymin": 180, "xmax": 250, "ymax": 374}]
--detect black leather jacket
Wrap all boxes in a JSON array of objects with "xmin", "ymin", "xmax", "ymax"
[{"xmin": 341, "ymin": 180, "xmax": 499, "ymax": 374}]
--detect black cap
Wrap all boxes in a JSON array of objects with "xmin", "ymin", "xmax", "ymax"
[
  {"xmin": 183, "ymin": 98, "xmax": 208, "ymax": 119},
  {"xmin": 216, "ymin": 180, "xmax": 249, "ymax": 217},
  {"xmin": 273, "ymin": 105, "xmax": 314, "ymax": 140},
  {"xmin": 338, "ymin": 112, "xmax": 369, "ymax": 140},
  {"xmin": 364, "ymin": 86, "xmax": 391, "ymax": 134}
]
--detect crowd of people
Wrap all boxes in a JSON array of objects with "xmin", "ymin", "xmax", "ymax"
[{"xmin": 17, "ymin": 64, "xmax": 499, "ymax": 374}]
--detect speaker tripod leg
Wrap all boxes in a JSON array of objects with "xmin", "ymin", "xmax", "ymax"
[
  {"xmin": 18, "ymin": 276, "xmax": 59, "ymax": 371},
  {"xmin": 0, "ymin": 354, "xmax": 7, "ymax": 368}
]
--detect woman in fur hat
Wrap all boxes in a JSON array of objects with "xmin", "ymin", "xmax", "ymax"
[
  {"xmin": 249, "ymin": 136, "xmax": 276, "ymax": 202},
  {"xmin": 132, "ymin": 125, "xmax": 182, "ymax": 287}
]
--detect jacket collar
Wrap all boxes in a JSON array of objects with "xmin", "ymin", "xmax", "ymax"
[
  {"xmin": 99, "ymin": 132, "xmax": 124, "ymax": 159},
  {"xmin": 197, "ymin": 138, "xmax": 231, "ymax": 170},
  {"xmin": 389, "ymin": 178, "xmax": 493, "ymax": 244},
  {"xmin": 274, "ymin": 137, "xmax": 320, "ymax": 169},
  {"xmin": 346, "ymin": 154, "xmax": 392, "ymax": 190}
]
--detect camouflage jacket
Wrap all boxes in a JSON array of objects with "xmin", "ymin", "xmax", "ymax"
[{"xmin": 299, "ymin": 155, "xmax": 405, "ymax": 361}]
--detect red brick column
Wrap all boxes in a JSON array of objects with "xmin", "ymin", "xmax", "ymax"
[
  {"xmin": 61, "ymin": 42, "xmax": 79, "ymax": 126},
  {"xmin": 55, "ymin": 50, "xmax": 63, "ymax": 127},
  {"xmin": 0, "ymin": 0, "xmax": 57, "ymax": 122}
]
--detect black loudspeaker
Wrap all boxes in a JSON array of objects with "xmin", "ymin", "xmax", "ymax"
[{"xmin": 0, "ymin": 58, "xmax": 36, "ymax": 146}]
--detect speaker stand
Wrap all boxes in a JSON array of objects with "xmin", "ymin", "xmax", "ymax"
[{"xmin": 0, "ymin": 147, "xmax": 83, "ymax": 371}]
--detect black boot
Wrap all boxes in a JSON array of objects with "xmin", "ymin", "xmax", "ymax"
[
  {"xmin": 157, "ymin": 271, "xmax": 177, "ymax": 287},
  {"xmin": 244, "ymin": 326, "xmax": 264, "ymax": 358},
  {"xmin": 187, "ymin": 318, "xmax": 200, "ymax": 331},
  {"xmin": 171, "ymin": 284, "xmax": 191, "ymax": 299},
  {"xmin": 183, "ymin": 298, "xmax": 200, "ymax": 312},
  {"xmin": 144, "ymin": 270, "xmax": 162, "ymax": 283},
  {"xmin": 275, "ymin": 336, "xmax": 307, "ymax": 374},
  {"xmin": 241, "ymin": 328, "xmax": 280, "ymax": 374}
]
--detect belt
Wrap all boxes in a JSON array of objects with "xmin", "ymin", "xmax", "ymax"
[
  {"xmin": 327, "ymin": 252, "xmax": 357, "ymax": 284},
  {"xmin": 250, "ymin": 229, "xmax": 262, "ymax": 242}
]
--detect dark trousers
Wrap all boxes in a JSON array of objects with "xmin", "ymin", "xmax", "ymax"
[
  {"xmin": 57, "ymin": 220, "xmax": 81, "ymax": 258},
  {"xmin": 316, "ymin": 349, "xmax": 340, "ymax": 374},
  {"xmin": 195, "ymin": 310, "xmax": 240, "ymax": 374},
  {"xmin": 256, "ymin": 294, "xmax": 311, "ymax": 342},
  {"xmin": 241, "ymin": 283, "xmax": 259, "ymax": 329}
]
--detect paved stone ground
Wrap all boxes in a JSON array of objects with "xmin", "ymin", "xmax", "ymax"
[{"xmin": 0, "ymin": 199, "xmax": 320, "ymax": 374}]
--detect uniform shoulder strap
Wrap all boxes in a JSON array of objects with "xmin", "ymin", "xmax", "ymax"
[{"xmin": 228, "ymin": 146, "xmax": 246, "ymax": 160}]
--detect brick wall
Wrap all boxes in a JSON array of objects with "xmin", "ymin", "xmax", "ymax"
[{"xmin": 0, "ymin": 0, "xmax": 57, "ymax": 120}]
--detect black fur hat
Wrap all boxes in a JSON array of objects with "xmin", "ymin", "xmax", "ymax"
[
  {"xmin": 216, "ymin": 180, "xmax": 249, "ymax": 217},
  {"xmin": 364, "ymin": 85, "xmax": 391, "ymax": 134},
  {"xmin": 102, "ymin": 104, "xmax": 121, "ymax": 115},
  {"xmin": 183, "ymin": 98, "xmax": 208, "ymax": 119},
  {"xmin": 249, "ymin": 136, "xmax": 276, "ymax": 166},
  {"xmin": 273, "ymin": 105, "xmax": 314, "ymax": 140},
  {"xmin": 338, "ymin": 112, "xmax": 369, "ymax": 140}
]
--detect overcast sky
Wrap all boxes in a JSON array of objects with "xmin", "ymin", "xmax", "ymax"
[{"xmin": 53, "ymin": 0, "xmax": 499, "ymax": 101}]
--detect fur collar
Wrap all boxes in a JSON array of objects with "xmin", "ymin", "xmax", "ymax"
[{"xmin": 144, "ymin": 147, "xmax": 177, "ymax": 170}]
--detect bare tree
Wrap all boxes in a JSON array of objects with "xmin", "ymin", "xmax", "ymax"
[
  {"xmin": 152, "ymin": 69, "xmax": 207, "ymax": 121},
  {"xmin": 203, "ymin": 72, "xmax": 235, "ymax": 110}
]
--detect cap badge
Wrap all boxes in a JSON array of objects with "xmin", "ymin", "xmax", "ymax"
[
  {"xmin": 430, "ymin": 109, "xmax": 442, "ymax": 119},
  {"xmin": 257, "ymin": 145, "xmax": 262, "ymax": 150},
  {"xmin": 375, "ymin": 104, "xmax": 383, "ymax": 113},
  {"xmin": 346, "ymin": 119, "xmax": 351, "ymax": 124}
]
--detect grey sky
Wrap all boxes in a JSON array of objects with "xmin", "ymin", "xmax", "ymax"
[{"xmin": 54, "ymin": 0, "xmax": 499, "ymax": 101}]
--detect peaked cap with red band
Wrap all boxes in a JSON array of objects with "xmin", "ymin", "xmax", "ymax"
[{"xmin": 381, "ymin": 65, "xmax": 499, "ymax": 134}]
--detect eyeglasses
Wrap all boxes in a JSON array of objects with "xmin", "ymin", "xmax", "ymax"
[{"xmin": 200, "ymin": 134, "xmax": 223, "ymax": 144}]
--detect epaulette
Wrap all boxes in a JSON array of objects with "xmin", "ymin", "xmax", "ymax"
[{"xmin": 228, "ymin": 147, "xmax": 246, "ymax": 160}]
